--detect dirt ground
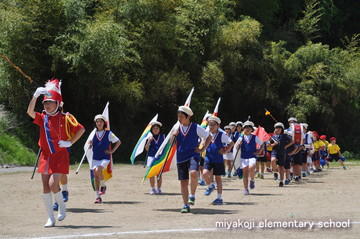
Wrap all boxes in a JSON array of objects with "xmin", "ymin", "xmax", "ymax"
[{"xmin": 0, "ymin": 163, "xmax": 359, "ymax": 239}]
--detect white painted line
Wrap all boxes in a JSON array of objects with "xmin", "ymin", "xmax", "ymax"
[
  {"xmin": 28, "ymin": 228, "xmax": 217, "ymax": 239},
  {"xmin": 18, "ymin": 221, "xmax": 360, "ymax": 239}
]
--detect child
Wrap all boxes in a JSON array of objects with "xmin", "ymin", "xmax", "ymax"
[
  {"xmin": 203, "ymin": 116, "xmax": 234, "ymax": 205},
  {"xmin": 255, "ymin": 142, "xmax": 266, "ymax": 179},
  {"xmin": 27, "ymin": 79, "xmax": 85, "ymax": 227},
  {"xmin": 270, "ymin": 122, "xmax": 293, "ymax": 187},
  {"xmin": 312, "ymin": 132, "xmax": 324, "ymax": 172},
  {"xmin": 145, "ymin": 121, "xmax": 166, "ymax": 194},
  {"xmin": 223, "ymin": 125, "xmax": 234, "ymax": 177},
  {"xmin": 235, "ymin": 121, "xmax": 263, "ymax": 195},
  {"xmin": 174, "ymin": 105, "xmax": 211, "ymax": 213},
  {"xmin": 302, "ymin": 124, "xmax": 313, "ymax": 176},
  {"xmin": 327, "ymin": 137, "xmax": 346, "ymax": 169},
  {"xmin": 89, "ymin": 114, "xmax": 121, "ymax": 204}
]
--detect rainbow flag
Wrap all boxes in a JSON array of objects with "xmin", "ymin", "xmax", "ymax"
[
  {"xmin": 200, "ymin": 110, "xmax": 209, "ymax": 128},
  {"xmin": 144, "ymin": 139, "xmax": 177, "ymax": 179},
  {"xmin": 130, "ymin": 114, "xmax": 158, "ymax": 164}
]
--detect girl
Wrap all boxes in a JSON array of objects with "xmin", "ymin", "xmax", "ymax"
[
  {"xmin": 27, "ymin": 79, "xmax": 85, "ymax": 227},
  {"xmin": 223, "ymin": 125, "xmax": 234, "ymax": 177},
  {"xmin": 89, "ymin": 114, "xmax": 121, "ymax": 204},
  {"xmin": 145, "ymin": 121, "xmax": 166, "ymax": 194},
  {"xmin": 235, "ymin": 121, "xmax": 263, "ymax": 195}
]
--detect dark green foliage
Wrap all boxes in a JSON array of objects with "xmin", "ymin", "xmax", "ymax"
[{"xmin": 1, "ymin": 0, "xmax": 359, "ymax": 163}]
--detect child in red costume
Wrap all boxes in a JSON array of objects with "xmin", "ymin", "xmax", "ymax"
[{"xmin": 27, "ymin": 79, "xmax": 85, "ymax": 227}]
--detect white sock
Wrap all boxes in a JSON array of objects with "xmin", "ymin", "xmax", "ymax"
[
  {"xmin": 61, "ymin": 184, "xmax": 68, "ymax": 192},
  {"xmin": 96, "ymin": 191, "xmax": 100, "ymax": 197},
  {"xmin": 42, "ymin": 193, "xmax": 55, "ymax": 221},
  {"xmin": 189, "ymin": 194, "xmax": 194, "ymax": 198},
  {"xmin": 217, "ymin": 194, "xmax": 222, "ymax": 199},
  {"xmin": 100, "ymin": 180, "xmax": 105, "ymax": 187},
  {"xmin": 53, "ymin": 191, "xmax": 66, "ymax": 220}
]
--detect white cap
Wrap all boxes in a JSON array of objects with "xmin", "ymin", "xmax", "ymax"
[
  {"xmin": 178, "ymin": 105, "xmax": 193, "ymax": 117},
  {"xmin": 150, "ymin": 121, "xmax": 162, "ymax": 127},
  {"xmin": 243, "ymin": 121, "xmax": 254, "ymax": 128},
  {"xmin": 94, "ymin": 114, "xmax": 107, "ymax": 122},
  {"xmin": 288, "ymin": 117, "xmax": 297, "ymax": 122},
  {"xmin": 208, "ymin": 116, "xmax": 221, "ymax": 125},
  {"xmin": 301, "ymin": 123, "xmax": 308, "ymax": 129},
  {"xmin": 274, "ymin": 122, "xmax": 284, "ymax": 129},
  {"xmin": 229, "ymin": 122, "xmax": 236, "ymax": 127},
  {"xmin": 224, "ymin": 125, "xmax": 231, "ymax": 130},
  {"xmin": 236, "ymin": 121, "xmax": 243, "ymax": 126}
]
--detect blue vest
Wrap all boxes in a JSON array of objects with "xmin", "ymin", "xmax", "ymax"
[
  {"xmin": 148, "ymin": 134, "xmax": 165, "ymax": 157},
  {"xmin": 241, "ymin": 135, "xmax": 257, "ymax": 159},
  {"xmin": 176, "ymin": 123, "xmax": 200, "ymax": 163},
  {"xmin": 92, "ymin": 130, "xmax": 111, "ymax": 161},
  {"xmin": 205, "ymin": 131, "xmax": 224, "ymax": 163}
]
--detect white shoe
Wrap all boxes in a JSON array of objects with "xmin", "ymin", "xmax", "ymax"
[
  {"xmin": 243, "ymin": 189, "xmax": 250, "ymax": 195},
  {"xmin": 156, "ymin": 188, "xmax": 162, "ymax": 195},
  {"xmin": 54, "ymin": 192, "xmax": 66, "ymax": 221},
  {"xmin": 149, "ymin": 189, "xmax": 157, "ymax": 195},
  {"xmin": 44, "ymin": 218, "xmax": 55, "ymax": 227}
]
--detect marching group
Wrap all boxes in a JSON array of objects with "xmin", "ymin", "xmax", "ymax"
[{"xmin": 27, "ymin": 79, "xmax": 346, "ymax": 227}]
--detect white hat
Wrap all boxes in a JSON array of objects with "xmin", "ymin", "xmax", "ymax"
[
  {"xmin": 243, "ymin": 121, "xmax": 254, "ymax": 128},
  {"xmin": 150, "ymin": 121, "xmax": 162, "ymax": 127},
  {"xmin": 178, "ymin": 105, "xmax": 193, "ymax": 117},
  {"xmin": 288, "ymin": 117, "xmax": 297, "ymax": 122},
  {"xmin": 94, "ymin": 114, "xmax": 107, "ymax": 122},
  {"xmin": 274, "ymin": 122, "xmax": 284, "ymax": 129},
  {"xmin": 301, "ymin": 123, "xmax": 308, "ymax": 129},
  {"xmin": 229, "ymin": 122, "xmax": 236, "ymax": 127},
  {"xmin": 236, "ymin": 121, "xmax": 243, "ymax": 126},
  {"xmin": 208, "ymin": 116, "xmax": 221, "ymax": 125},
  {"xmin": 224, "ymin": 125, "xmax": 231, "ymax": 130}
]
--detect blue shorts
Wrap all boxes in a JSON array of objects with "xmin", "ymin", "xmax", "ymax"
[
  {"xmin": 177, "ymin": 157, "xmax": 199, "ymax": 180},
  {"xmin": 204, "ymin": 161, "xmax": 225, "ymax": 176}
]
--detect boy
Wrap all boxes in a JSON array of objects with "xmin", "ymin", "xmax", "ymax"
[
  {"xmin": 203, "ymin": 116, "xmax": 234, "ymax": 205},
  {"xmin": 174, "ymin": 105, "xmax": 211, "ymax": 213},
  {"xmin": 327, "ymin": 137, "xmax": 346, "ymax": 169},
  {"xmin": 270, "ymin": 122, "xmax": 293, "ymax": 187},
  {"xmin": 27, "ymin": 79, "xmax": 85, "ymax": 227},
  {"xmin": 235, "ymin": 121, "xmax": 263, "ymax": 195}
]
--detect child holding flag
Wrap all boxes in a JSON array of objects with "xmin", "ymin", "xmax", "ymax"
[
  {"xmin": 27, "ymin": 79, "xmax": 85, "ymax": 227},
  {"xmin": 203, "ymin": 116, "xmax": 234, "ymax": 205},
  {"xmin": 88, "ymin": 114, "xmax": 121, "ymax": 203},
  {"xmin": 174, "ymin": 105, "xmax": 211, "ymax": 213},
  {"xmin": 235, "ymin": 121, "xmax": 263, "ymax": 195},
  {"xmin": 145, "ymin": 121, "xmax": 166, "ymax": 194}
]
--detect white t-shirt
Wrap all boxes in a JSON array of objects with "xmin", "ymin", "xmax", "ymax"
[
  {"xmin": 236, "ymin": 134, "xmax": 263, "ymax": 145},
  {"xmin": 180, "ymin": 123, "xmax": 209, "ymax": 140},
  {"xmin": 96, "ymin": 130, "xmax": 120, "ymax": 143},
  {"xmin": 210, "ymin": 131, "xmax": 232, "ymax": 144}
]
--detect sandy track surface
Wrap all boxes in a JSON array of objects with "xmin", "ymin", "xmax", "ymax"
[{"xmin": 0, "ymin": 163, "xmax": 359, "ymax": 239}]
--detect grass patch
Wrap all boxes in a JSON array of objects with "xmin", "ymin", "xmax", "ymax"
[{"xmin": 0, "ymin": 133, "xmax": 36, "ymax": 166}]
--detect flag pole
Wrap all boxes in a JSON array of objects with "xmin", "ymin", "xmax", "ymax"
[
  {"xmin": 75, "ymin": 147, "xmax": 89, "ymax": 174},
  {"xmin": 30, "ymin": 148, "xmax": 41, "ymax": 179}
]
